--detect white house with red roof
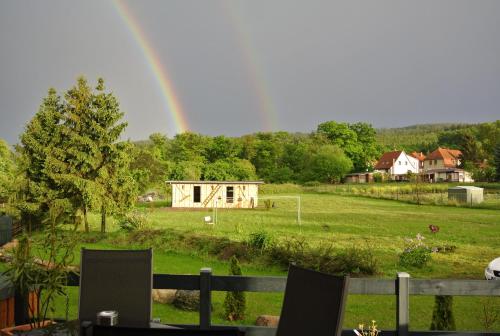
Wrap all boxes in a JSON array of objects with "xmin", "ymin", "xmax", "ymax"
[
  {"xmin": 374, "ymin": 151, "xmax": 420, "ymax": 180},
  {"xmin": 422, "ymin": 148, "xmax": 473, "ymax": 182}
]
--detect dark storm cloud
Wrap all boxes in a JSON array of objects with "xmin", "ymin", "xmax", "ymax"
[{"xmin": 1, "ymin": 0, "xmax": 499, "ymax": 144}]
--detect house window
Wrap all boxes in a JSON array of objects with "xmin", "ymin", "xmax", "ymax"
[
  {"xmin": 226, "ymin": 186, "xmax": 234, "ymax": 203},
  {"xmin": 398, "ymin": 161, "xmax": 401, "ymax": 165},
  {"xmin": 405, "ymin": 161, "xmax": 407, "ymax": 165},
  {"xmin": 193, "ymin": 186, "xmax": 201, "ymax": 203},
  {"xmin": 434, "ymin": 160, "xmax": 437, "ymax": 165},
  {"xmin": 429, "ymin": 161, "xmax": 432, "ymax": 166}
]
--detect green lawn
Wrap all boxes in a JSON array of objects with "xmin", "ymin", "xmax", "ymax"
[
  {"xmin": 5, "ymin": 192, "xmax": 500, "ymax": 331},
  {"xmin": 95, "ymin": 193, "xmax": 499, "ymax": 279}
]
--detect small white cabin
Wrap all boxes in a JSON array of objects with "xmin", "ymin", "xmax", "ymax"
[{"xmin": 167, "ymin": 181, "xmax": 264, "ymax": 208}]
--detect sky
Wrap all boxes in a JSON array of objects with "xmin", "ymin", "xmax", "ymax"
[{"xmin": 1, "ymin": 0, "xmax": 500, "ymax": 144}]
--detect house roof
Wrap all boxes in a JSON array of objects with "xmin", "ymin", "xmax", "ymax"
[
  {"xmin": 374, "ymin": 151, "xmax": 402, "ymax": 169},
  {"xmin": 166, "ymin": 180, "xmax": 265, "ymax": 185},
  {"xmin": 425, "ymin": 148, "xmax": 462, "ymax": 167},
  {"xmin": 410, "ymin": 152, "xmax": 426, "ymax": 161}
]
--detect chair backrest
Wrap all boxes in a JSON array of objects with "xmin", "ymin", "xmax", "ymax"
[
  {"xmin": 78, "ymin": 249, "xmax": 153, "ymax": 327},
  {"xmin": 276, "ymin": 265, "xmax": 349, "ymax": 336}
]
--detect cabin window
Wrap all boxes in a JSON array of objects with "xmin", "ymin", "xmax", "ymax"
[
  {"xmin": 193, "ymin": 186, "xmax": 201, "ymax": 203},
  {"xmin": 405, "ymin": 161, "xmax": 407, "ymax": 165},
  {"xmin": 434, "ymin": 160, "xmax": 437, "ymax": 165},
  {"xmin": 398, "ymin": 161, "xmax": 401, "ymax": 165},
  {"xmin": 226, "ymin": 186, "xmax": 234, "ymax": 203},
  {"xmin": 429, "ymin": 161, "xmax": 432, "ymax": 165}
]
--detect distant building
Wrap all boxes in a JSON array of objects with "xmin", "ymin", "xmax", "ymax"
[
  {"xmin": 374, "ymin": 151, "xmax": 420, "ymax": 180},
  {"xmin": 344, "ymin": 172, "xmax": 374, "ymax": 184},
  {"xmin": 423, "ymin": 168, "xmax": 474, "ymax": 183},
  {"xmin": 423, "ymin": 147, "xmax": 462, "ymax": 171},
  {"xmin": 167, "ymin": 181, "xmax": 264, "ymax": 208},
  {"xmin": 448, "ymin": 186, "xmax": 483, "ymax": 204},
  {"xmin": 410, "ymin": 152, "xmax": 426, "ymax": 171},
  {"xmin": 422, "ymin": 148, "xmax": 473, "ymax": 182}
]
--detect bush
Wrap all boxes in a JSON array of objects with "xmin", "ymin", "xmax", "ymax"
[
  {"xmin": 430, "ymin": 295, "xmax": 456, "ymax": 330},
  {"xmin": 223, "ymin": 256, "xmax": 246, "ymax": 321},
  {"xmin": 248, "ymin": 231, "xmax": 274, "ymax": 253},
  {"xmin": 399, "ymin": 234, "xmax": 432, "ymax": 268},
  {"xmin": 399, "ymin": 246, "xmax": 432, "ymax": 268},
  {"xmin": 117, "ymin": 211, "xmax": 150, "ymax": 231},
  {"xmin": 268, "ymin": 237, "xmax": 379, "ymax": 276}
]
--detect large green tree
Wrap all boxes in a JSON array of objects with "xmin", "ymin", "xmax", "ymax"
[
  {"xmin": 310, "ymin": 145, "xmax": 353, "ymax": 183},
  {"xmin": 17, "ymin": 77, "xmax": 135, "ymax": 232},
  {"xmin": 16, "ymin": 88, "xmax": 65, "ymax": 228},
  {"xmin": 317, "ymin": 121, "xmax": 378, "ymax": 171}
]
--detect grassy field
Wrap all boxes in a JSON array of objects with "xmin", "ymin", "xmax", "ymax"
[
  {"xmin": 3, "ymin": 191, "xmax": 500, "ymax": 331},
  {"xmin": 111, "ymin": 193, "xmax": 500, "ymax": 279}
]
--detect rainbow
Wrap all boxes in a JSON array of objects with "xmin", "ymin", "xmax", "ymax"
[
  {"xmin": 112, "ymin": 0, "xmax": 189, "ymax": 134},
  {"xmin": 220, "ymin": 1, "xmax": 279, "ymax": 132}
]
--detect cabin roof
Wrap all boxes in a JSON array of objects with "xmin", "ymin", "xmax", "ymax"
[{"xmin": 166, "ymin": 180, "xmax": 265, "ymax": 185}]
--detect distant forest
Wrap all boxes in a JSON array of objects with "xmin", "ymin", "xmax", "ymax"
[
  {"xmin": 1, "ymin": 119, "xmax": 499, "ymax": 197},
  {"xmin": 129, "ymin": 120, "xmax": 500, "ymax": 188}
]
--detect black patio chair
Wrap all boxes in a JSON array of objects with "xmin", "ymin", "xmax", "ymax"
[
  {"xmin": 78, "ymin": 248, "xmax": 153, "ymax": 328},
  {"xmin": 275, "ymin": 264, "xmax": 350, "ymax": 336}
]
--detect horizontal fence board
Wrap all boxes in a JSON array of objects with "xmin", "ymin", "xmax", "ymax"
[
  {"xmin": 349, "ymin": 278, "xmax": 396, "ymax": 295},
  {"xmin": 65, "ymin": 274, "xmax": 500, "ymax": 297},
  {"xmin": 211, "ymin": 276, "xmax": 286, "ymax": 292},
  {"xmin": 410, "ymin": 279, "xmax": 500, "ymax": 296},
  {"xmin": 153, "ymin": 274, "xmax": 200, "ymax": 290}
]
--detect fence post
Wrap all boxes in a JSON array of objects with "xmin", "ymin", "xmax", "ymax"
[
  {"xmin": 397, "ymin": 272, "xmax": 410, "ymax": 336},
  {"xmin": 200, "ymin": 268, "xmax": 212, "ymax": 329}
]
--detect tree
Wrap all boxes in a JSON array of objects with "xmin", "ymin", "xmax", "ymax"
[
  {"xmin": 202, "ymin": 158, "xmax": 257, "ymax": 181},
  {"xmin": 430, "ymin": 296, "xmax": 456, "ymax": 330},
  {"xmin": 170, "ymin": 160, "xmax": 203, "ymax": 180},
  {"xmin": 349, "ymin": 122, "xmax": 380, "ymax": 170},
  {"xmin": 0, "ymin": 139, "xmax": 15, "ymax": 203},
  {"xmin": 16, "ymin": 88, "xmax": 66, "ymax": 229},
  {"xmin": 223, "ymin": 256, "xmax": 246, "ymax": 321},
  {"xmin": 16, "ymin": 77, "xmax": 135, "ymax": 232},
  {"xmin": 495, "ymin": 141, "xmax": 500, "ymax": 182},
  {"xmin": 205, "ymin": 135, "xmax": 241, "ymax": 163},
  {"xmin": 311, "ymin": 145, "xmax": 353, "ymax": 183},
  {"xmin": 91, "ymin": 78, "xmax": 135, "ymax": 233},
  {"xmin": 317, "ymin": 121, "xmax": 378, "ymax": 171}
]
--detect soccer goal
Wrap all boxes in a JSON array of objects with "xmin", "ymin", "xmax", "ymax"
[{"xmin": 258, "ymin": 195, "xmax": 301, "ymax": 225}]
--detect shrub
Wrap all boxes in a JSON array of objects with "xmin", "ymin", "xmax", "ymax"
[
  {"xmin": 263, "ymin": 199, "xmax": 272, "ymax": 210},
  {"xmin": 430, "ymin": 295, "xmax": 456, "ymax": 330},
  {"xmin": 268, "ymin": 237, "xmax": 379, "ymax": 276},
  {"xmin": 248, "ymin": 230, "xmax": 274, "ymax": 253},
  {"xmin": 117, "ymin": 211, "xmax": 150, "ymax": 231},
  {"xmin": 303, "ymin": 181, "xmax": 321, "ymax": 187},
  {"xmin": 373, "ymin": 172, "xmax": 383, "ymax": 182},
  {"xmin": 399, "ymin": 234, "xmax": 432, "ymax": 268},
  {"xmin": 223, "ymin": 256, "xmax": 246, "ymax": 321}
]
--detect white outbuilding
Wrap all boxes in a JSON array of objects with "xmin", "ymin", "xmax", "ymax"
[
  {"xmin": 448, "ymin": 186, "xmax": 484, "ymax": 205},
  {"xmin": 167, "ymin": 181, "xmax": 264, "ymax": 208}
]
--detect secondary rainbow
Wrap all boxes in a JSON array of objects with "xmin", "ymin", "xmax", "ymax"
[
  {"xmin": 221, "ymin": 1, "xmax": 279, "ymax": 132},
  {"xmin": 113, "ymin": 0, "xmax": 189, "ymax": 133}
]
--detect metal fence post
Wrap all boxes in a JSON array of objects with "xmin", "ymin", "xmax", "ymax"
[
  {"xmin": 397, "ymin": 272, "xmax": 410, "ymax": 336},
  {"xmin": 200, "ymin": 268, "xmax": 212, "ymax": 329}
]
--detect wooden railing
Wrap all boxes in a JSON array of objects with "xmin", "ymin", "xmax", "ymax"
[{"xmin": 65, "ymin": 270, "xmax": 500, "ymax": 336}]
